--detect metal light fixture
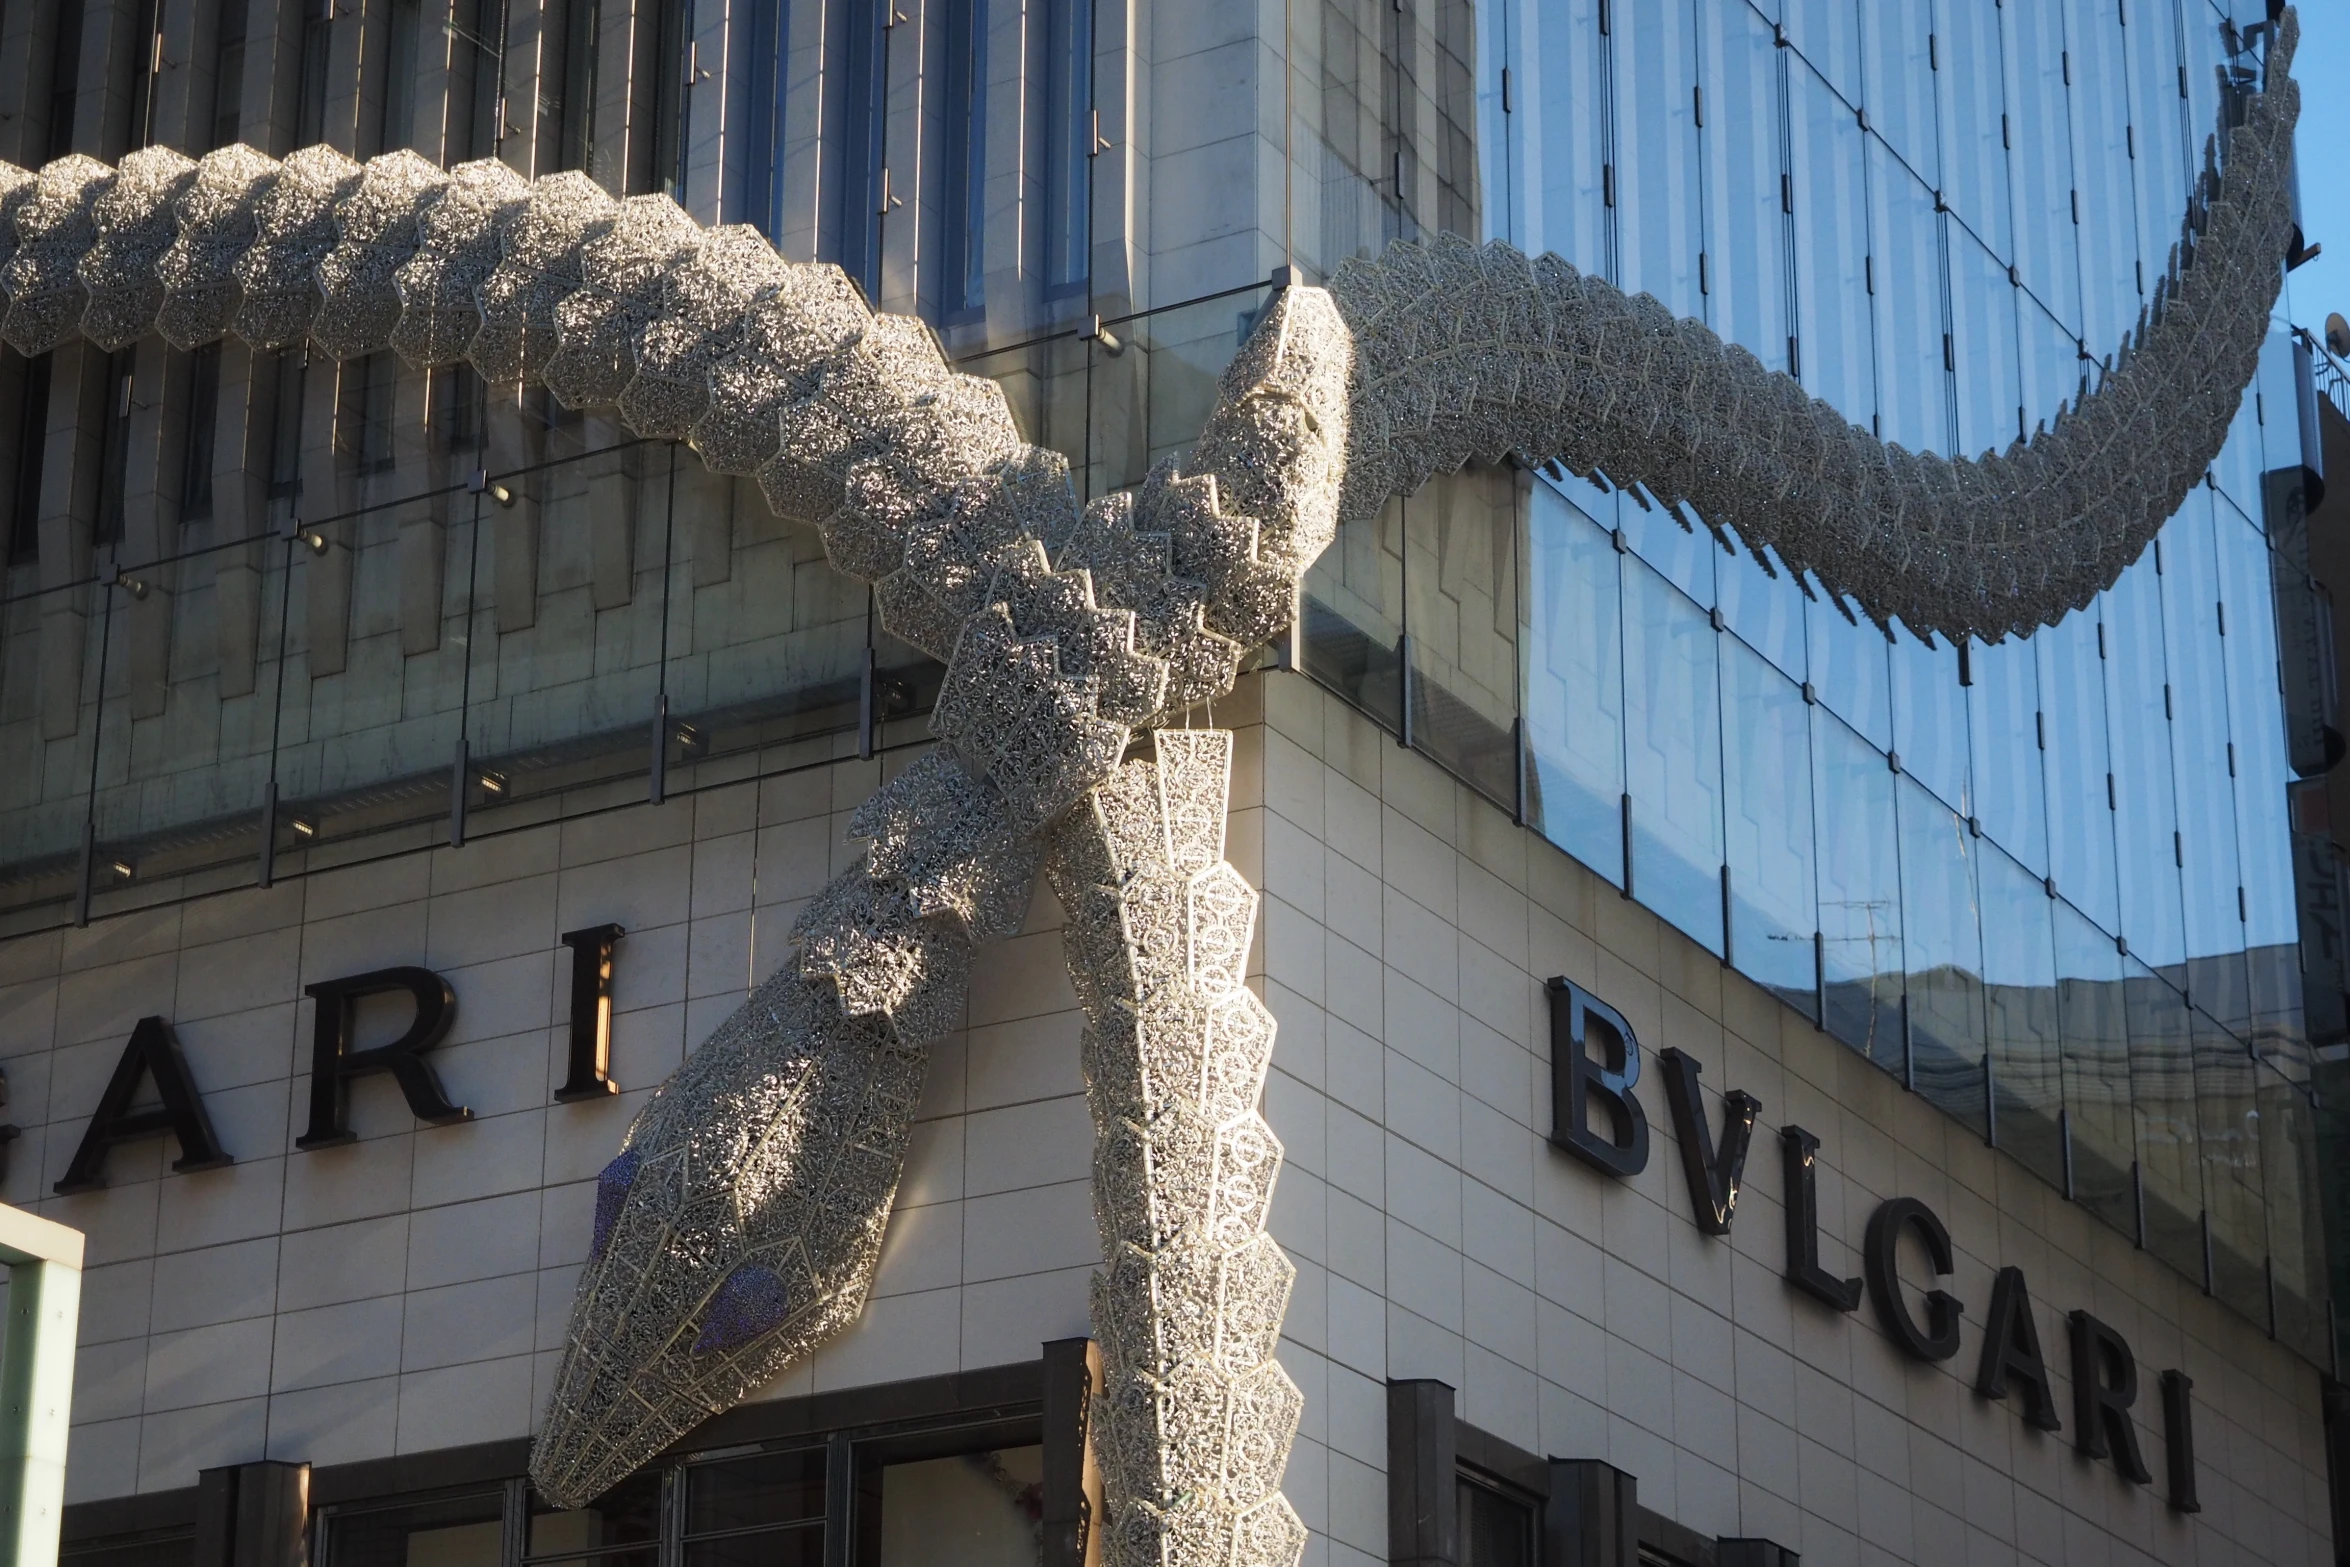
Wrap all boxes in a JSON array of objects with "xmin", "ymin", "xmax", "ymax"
[
  {"xmin": 476, "ymin": 769, "xmax": 508, "ymax": 797},
  {"xmin": 296, "ymin": 529, "xmax": 327, "ymax": 555},
  {"xmin": 288, "ymin": 816, "xmax": 318, "ymax": 839},
  {"xmin": 112, "ymin": 572, "xmax": 148, "ymax": 599}
]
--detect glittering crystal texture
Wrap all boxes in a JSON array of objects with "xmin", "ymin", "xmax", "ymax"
[{"xmin": 0, "ymin": 15, "xmax": 2299, "ymax": 1551}]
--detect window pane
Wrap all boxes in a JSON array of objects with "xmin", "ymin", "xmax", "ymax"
[
  {"xmin": 1966, "ymin": 634, "xmax": 2046, "ymax": 877},
  {"xmin": 1782, "ymin": 0, "xmax": 1861, "ymax": 104},
  {"xmin": 1614, "ymin": 0, "xmax": 1703, "ymax": 318},
  {"xmin": 2057, "ymin": 898, "xmax": 2136, "ymax": 1236},
  {"xmin": 1935, "ymin": 0, "xmax": 2010, "ymax": 261},
  {"xmin": 2036, "ymin": 607, "xmax": 2118, "ymax": 931},
  {"xmin": 1898, "ymin": 773, "xmax": 1988, "ymax": 1133},
  {"xmin": 1458, "ymin": 1479, "xmax": 1537, "ymax": 1567},
  {"xmin": 2263, "ymin": 1071, "xmax": 2329, "ymax": 1359},
  {"xmin": 1624, "ymin": 553, "xmax": 1724, "ymax": 954},
  {"xmin": 2215, "ymin": 503, "xmax": 2303, "ymax": 1057},
  {"xmin": 61, "ymin": 1535, "xmax": 193, "ymax": 1567},
  {"xmin": 1697, "ymin": 0, "xmax": 1789, "ymax": 372},
  {"xmin": 1723, "ymin": 634, "xmax": 1816, "ymax": 1012},
  {"xmin": 1866, "ymin": 141, "xmax": 1949, "ymax": 454},
  {"xmin": 866, "ymin": 1448, "xmax": 1043, "ymax": 1566},
  {"xmin": 2016, "ymin": 291, "xmax": 2082, "ymax": 441},
  {"xmin": 321, "ymin": 1493, "xmax": 506, "ymax": 1567},
  {"xmin": 1524, "ymin": 480, "xmax": 1625, "ymax": 884},
  {"xmin": 686, "ymin": 1447, "xmax": 827, "ymax": 1536},
  {"xmin": 1807, "ymin": 593, "xmax": 1890, "ymax": 750},
  {"xmin": 1814, "ymin": 708, "xmax": 1904, "ymax": 1067},
  {"xmin": 1788, "ymin": 59, "xmax": 1875, "ymax": 428},
  {"xmin": 685, "ymin": 1534, "xmax": 818, "ymax": 1567},
  {"xmin": 1946, "ymin": 223, "xmax": 2020, "ymax": 459},
  {"xmin": 2103, "ymin": 554, "xmax": 2186, "ymax": 971},
  {"xmin": 2195, "ymin": 1009, "xmax": 2266, "ymax": 1322},
  {"xmin": 2162, "ymin": 496, "xmax": 2248, "ymax": 1022},
  {"xmin": 1889, "ymin": 633, "xmax": 1968, "ymax": 815},
  {"xmin": 2129, "ymin": 963, "xmax": 2205, "ymax": 1279},
  {"xmin": 2063, "ymin": 0, "xmax": 2140, "ymax": 356},
  {"xmin": 1981, "ymin": 840, "xmax": 2062, "ymax": 1188},
  {"xmin": 529, "ymin": 1472, "xmax": 660, "ymax": 1557},
  {"xmin": 1516, "ymin": 0, "xmax": 1609, "ymax": 271},
  {"xmin": 1859, "ymin": 0, "xmax": 1938, "ymax": 188},
  {"xmin": 1406, "ymin": 466, "xmax": 1522, "ymax": 809},
  {"xmin": 2000, "ymin": 0, "xmax": 2080, "ymax": 332}
]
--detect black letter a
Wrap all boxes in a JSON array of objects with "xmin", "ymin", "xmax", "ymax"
[{"xmin": 55, "ymin": 1017, "xmax": 232, "ymax": 1193}]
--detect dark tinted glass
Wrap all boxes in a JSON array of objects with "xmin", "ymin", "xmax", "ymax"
[
  {"xmin": 685, "ymin": 1447, "xmax": 826, "ymax": 1535},
  {"xmin": 1458, "ymin": 1480, "xmax": 1535, "ymax": 1567},
  {"xmin": 529, "ymin": 1470, "xmax": 661, "ymax": 1557},
  {"xmin": 319, "ymin": 1492, "xmax": 506, "ymax": 1567}
]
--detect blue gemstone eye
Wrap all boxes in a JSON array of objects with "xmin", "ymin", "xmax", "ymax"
[
  {"xmin": 590, "ymin": 1148, "xmax": 641, "ymax": 1260},
  {"xmin": 692, "ymin": 1263, "xmax": 791, "ymax": 1355}
]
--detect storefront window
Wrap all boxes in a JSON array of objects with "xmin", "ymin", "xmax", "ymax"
[
  {"xmin": 528, "ymin": 1469, "xmax": 661, "ymax": 1565},
  {"xmin": 1457, "ymin": 1476, "xmax": 1536, "ymax": 1567},
  {"xmin": 316, "ymin": 1491, "xmax": 507, "ymax": 1567},
  {"xmin": 860, "ymin": 1447, "xmax": 1043, "ymax": 1565}
]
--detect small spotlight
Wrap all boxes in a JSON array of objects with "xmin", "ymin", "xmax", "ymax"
[
  {"xmin": 477, "ymin": 770, "xmax": 509, "ymax": 798},
  {"xmin": 113, "ymin": 572, "xmax": 149, "ymax": 600},
  {"xmin": 297, "ymin": 529, "xmax": 328, "ymax": 555},
  {"xmin": 673, "ymin": 722, "xmax": 705, "ymax": 759},
  {"xmin": 108, "ymin": 859, "xmax": 134, "ymax": 882},
  {"xmin": 289, "ymin": 816, "xmax": 318, "ymax": 839},
  {"xmin": 488, "ymin": 482, "xmax": 515, "ymax": 508}
]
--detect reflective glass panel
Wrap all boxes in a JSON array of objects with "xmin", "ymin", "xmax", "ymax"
[
  {"xmin": 2162, "ymin": 496, "xmax": 2248, "ymax": 1022},
  {"xmin": 1858, "ymin": 0, "xmax": 1938, "ymax": 188},
  {"xmin": 1946, "ymin": 222, "xmax": 2022, "ymax": 459},
  {"xmin": 2195, "ymin": 1010, "xmax": 2267, "ymax": 1321},
  {"xmin": 2036, "ymin": 607, "xmax": 2119, "ymax": 931},
  {"xmin": 1889, "ymin": 633, "xmax": 1968, "ymax": 815},
  {"xmin": 1614, "ymin": 0, "xmax": 1704, "ymax": 320},
  {"xmin": 2102, "ymin": 555, "xmax": 2185, "ymax": 971},
  {"xmin": 1982, "ymin": 839, "xmax": 2063, "ymax": 1188},
  {"xmin": 1866, "ymin": 140, "xmax": 1950, "ymax": 455},
  {"xmin": 2056, "ymin": 897, "xmax": 2136, "ymax": 1237},
  {"xmin": 1405, "ymin": 466, "xmax": 1521, "ymax": 808},
  {"xmin": 1623, "ymin": 552, "xmax": 1724, "ymax": 954},
  {"xmin": 1814, "ymin": 707, "xmax": 1905, "ymax": 1066},
  {"xmin": 863, "ymin": 1447, "xmax": 1043, "ymax": 1566},
  {"xmin": 1966, "ymin": 634, "xmax": 2047, "ymax": 877},
  {"xmin": 1697, "ymin": 0, "xmax": 1791, "ymax": 372},
  {"xmin": 1459, "ymin": 1479, "xmax": 1537, "ymax": 1567},
  {"xmin": 1515, "ymin": 0, "xmax": 1609, "ymax": 271},
  {"xmin": 1898, "ymin": 772, "xmax": 1988, "ymax": 1134},
  {"xmin": 1787, "ymin": 58, "xmax": 1876, "ymax": 427},
  {"xmin": 2000, "ymin": 0, "xmax": 2081, "ymax": 332},
  {"xmin": 2064, "ymin": 0, "xmax": 2141, "ymax": 356},
  {"xmin": 2129, "ymin": 963, "xmax": 2206, "ymax": 1278},
  {"xmin": 1523, "ymin": 479, "xmax": 1625, "ymax": 883},
  {"xmin": 1935, "ymin": 0, "xmax": 2011, "ymax": 262},
  {"xmin": 322, "ymin": 1493, "xmax": 506, "ymax": 1567},
  {"xmin": 1782, "ymin": 0, "xmax": 1861, "ymax": 104},
  {"xmin": 1723, "ymin": 633, "xmax": 1817, "ymax": 1012}
]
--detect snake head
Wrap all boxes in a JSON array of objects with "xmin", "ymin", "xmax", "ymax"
[{"xmin": 529, "ymin": 966, "xmax": 922, "ymax": 1509}]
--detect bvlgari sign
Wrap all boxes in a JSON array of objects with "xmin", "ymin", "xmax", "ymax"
[
  {"xmin": 40, "ymin": 923, "xmax": 629, "ymax": 1189},
  {"xmin": 1548, "ymin": 976, "xmax": 2203, "ymax": 1514}
]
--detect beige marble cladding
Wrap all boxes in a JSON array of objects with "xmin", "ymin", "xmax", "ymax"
[
  {"xmin": 1249, "ymin": 673, "xmax": 2331, "ymax": 1567},
  {"xmin": 0, "ymin": 665, "xmax": 2330, "ymax": 1567}
]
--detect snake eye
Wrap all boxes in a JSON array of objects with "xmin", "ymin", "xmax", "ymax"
[
  {"xmin": 590, "ymin": 1148, "xmax": 641, "ymax": 1261},
  {"xmin": 692, "ymin": 1263, "xmax": 791, "ymax": 1355}
]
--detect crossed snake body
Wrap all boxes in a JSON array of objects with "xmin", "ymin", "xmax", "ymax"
[{"xmin": 0, "ymin": 12, "xmax": 2298, "ymax": 1560}]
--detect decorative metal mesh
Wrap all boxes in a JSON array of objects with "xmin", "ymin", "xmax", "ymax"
[{"xmin": 0, "ymin": 15, "xmax": 2298, "ymax": 1549}]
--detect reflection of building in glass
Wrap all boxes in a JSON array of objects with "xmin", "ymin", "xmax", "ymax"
[{"xmin": 0, "ymin": 0, "xmax": 2338, "ymax": 1564}]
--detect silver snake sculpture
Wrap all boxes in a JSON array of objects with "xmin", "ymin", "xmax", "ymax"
[{"xmin": 0, "ymin": 9, "xmax": 2300, "ymax": 1560}]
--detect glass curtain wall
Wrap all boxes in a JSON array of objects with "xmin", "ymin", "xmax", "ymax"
[{"xmin": 1326, "ymin": 0, "xmax": 2323, "ymax": 1361}]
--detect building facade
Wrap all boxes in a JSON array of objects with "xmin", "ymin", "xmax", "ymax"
[{"xmin": 0, "ymin": 0, "xmax": 2336, "ymax": 1563}]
